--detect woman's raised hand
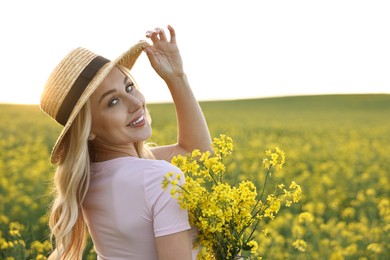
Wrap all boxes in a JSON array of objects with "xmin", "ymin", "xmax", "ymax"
[{"xmin": 144, "ymin": 25, "xmax": 184, "ymax": 83}]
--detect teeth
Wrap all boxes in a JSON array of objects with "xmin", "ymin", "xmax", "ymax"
[{"xmin": 129, "ymin": 115, "xmax": 144, "ymax": 126}]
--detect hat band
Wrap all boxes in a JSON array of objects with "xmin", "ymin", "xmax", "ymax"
[{"xmin": 56, "ymin": 56, "xmax": 110, "ymax": 126}]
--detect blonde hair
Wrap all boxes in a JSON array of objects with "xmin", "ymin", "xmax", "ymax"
[{"xmin": 49, "ymin": 75, "xmax": 154, "ymax": 258}]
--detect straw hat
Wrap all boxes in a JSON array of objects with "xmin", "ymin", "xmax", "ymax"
[{"xmin": 40, "ymin": 41, "xmax": 147, "ymax": 164}]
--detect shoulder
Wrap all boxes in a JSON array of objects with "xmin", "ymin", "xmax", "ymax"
[
  {"xmin": 101, "ymin": 157, "xmax": 182, "ymax": 183},
  {"xmin": 90, "ymin": 158, "xmax": 182, "ymax": 189},
  {"xmin": 142, "ymin": 159, "xmax": 183, "ymax": 188},
  {"xmin": 146, "ymin": 159, "xmax": 182, "ymax": 174}
]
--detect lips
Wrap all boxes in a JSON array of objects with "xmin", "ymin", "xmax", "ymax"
[{"xmin": 127, "ymin": 114, "xmax": 145, "ymax": 126}]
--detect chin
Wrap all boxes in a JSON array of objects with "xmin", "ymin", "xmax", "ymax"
[{"xmin": 137, "ymin": 128, "xmax": 152, "ymax": 142}]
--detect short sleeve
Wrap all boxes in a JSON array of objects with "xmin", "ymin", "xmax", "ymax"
[{"xmin": 144, "ymin": 161, "xmax": 191, "ymax": 237}]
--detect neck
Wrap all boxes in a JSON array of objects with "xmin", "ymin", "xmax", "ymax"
[{"xmin": 90, "ymin": 140, "xmax": 139, "ymax": 162}]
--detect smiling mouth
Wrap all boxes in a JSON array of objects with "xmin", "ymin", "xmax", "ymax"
[{"xmin": 127, "ymin": 115, "xmax": 145, "ymax": 126}]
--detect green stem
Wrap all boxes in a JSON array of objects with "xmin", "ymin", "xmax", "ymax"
[
  {"xmin": 197, "ymin": 160, "xmax": 219, "ymax": 186},
  {"xmin": 259, "ymin": 166, "xmax": 272, "ymax": 202},
  {"xmin": 250, "ymin": 166, "xmax": 272, "ymax": 216},
  {"xmin": 176, "ymin": 184, "xmax": 190, "ymax": 195}
]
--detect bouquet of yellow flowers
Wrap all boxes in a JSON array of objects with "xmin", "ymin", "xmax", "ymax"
[{"xmin": 162, "ymin": 135, "xmax": 302, "ymax": 259}]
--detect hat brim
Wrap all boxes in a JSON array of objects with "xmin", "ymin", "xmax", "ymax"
[{"xmin": 50, "ymin": 41, "xmax": 147, "ymax": 164}]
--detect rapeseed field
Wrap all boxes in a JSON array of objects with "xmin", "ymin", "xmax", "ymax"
[{"xmin": 1, "ymin": 94, "xmax": 389, "ymax": 259}]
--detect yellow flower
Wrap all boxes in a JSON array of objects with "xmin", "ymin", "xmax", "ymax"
[
  {"xmin": 9, "ymin": 229, "xmax": 20, "ymax": 237},
  {"xmin": 262, "ymin": 147, "xmax": 285, "ymax": 170},
  {"xmin": 292, "ymin": 239, "xmax": 307, "ymax": 252},
  {"xmin": 31, "ymin": 240, "xmax": 50, "ymax": 254},
  {"xmin": 246, "ymin": 240, "xmax": 258, "ymax": 253},
  {"xmin": 0, "ymin": 214, "xmax": 9, "ymax": 224},
  {"xmin": 367, "ymin": 243, "xmax": 382, "ymax": 253},
  {"xmin": 163, "ymin": 135, "xmax": 300, "ymax": 259},
  {"xmin": 344, "ymin": 243, "xmax": 358, "ymax": 255},
  {"xmin": 36, "ymin": 254, "xmax": 47, "ymax": 260},
  {"xmin": 191, "ymin": 149, "xmax": 201, "ymax": 158},
  {"xmin": 162, "ymin": 172, "xmax": 174, "ymax": 190},
  {"xmin": 264, "ymin": 195, "xmax": 281, "ymax": 219},
  {"xmin": 9, "ymin": 221, "xmax": 24, "ymax": 237},
  {"xmin": 211, "ymin": 134, "xmax": 233, "ymax": 157},
  {"xmin": 341, "ymin": 207, "xmax": 356, "ymax": 219},
  {"xmin": 292, "ymin": 224, "xmax": 305, "ymax": 238},
  {"xmin": 298, "ymin": 212, "xmax": 314, "ymax": 223},
  {"xmin": 1, "ymin": 241, "xmax": 9, "ymax": 250},
  {"xmin": 378, "ymin": 198, "xmax": 389, "ymax": 218},
  {"xmin": 290, "ymin": 181, "xmax": 302, "ymax": 203}
]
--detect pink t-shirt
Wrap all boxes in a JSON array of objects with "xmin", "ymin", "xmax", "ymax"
[{"xmin": 82, "ymin": 157, "xmax": 191, "ymax": 259}]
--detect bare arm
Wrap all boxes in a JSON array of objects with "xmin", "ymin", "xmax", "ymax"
[
  {"xmin": 47, "ymin": 250, "xmax": 57, "ymax": 260},
  {"xmin": 144, "ymin": 25, "xmax": 212, "ymax": 161},
  {"xmin": 155, "ymin": 230, "xmax": 193, "ymax": 260}
]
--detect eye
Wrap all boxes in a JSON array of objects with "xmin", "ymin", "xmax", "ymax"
[
  {"xmin": 125, "ymin": 83, "xmax": 134, "ymax": 93},
  {"xmin": 108, "ymin": 98, "xmax": 119, "ymax": 107}
]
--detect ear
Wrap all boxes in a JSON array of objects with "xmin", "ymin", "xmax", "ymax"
[{"xmin": 88, "ymin": 133, "xmax": 96, "ymax": 141}]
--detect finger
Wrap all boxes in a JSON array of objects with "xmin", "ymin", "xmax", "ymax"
[
  {"xmin": 145, "ymin": 30, "xmax": 153, "ymax": 38},
  {"xmin": 143, "ymin": 45, "xmax": 160, "ymax": 71},
  {"xmin": 142, "ymin": 42, "xmax": 152, "ymax": 52},
  {"xmin": 143, "ymin": 46, "xmax": 153, "ymax": 58},
  {"xmin": 167, "ymin": 25, "xmax": 176, "ymax": 44},
  {"xmin": 151, "ymin": 30, "xmax": 160, "ymax": 43},
  {"xmin": 145, "ymin": 29, "xmax": 159, "ymax": 43},
  {"xmin": 156, "ymin": 27, "xmax": 167, "ymax": 42}
]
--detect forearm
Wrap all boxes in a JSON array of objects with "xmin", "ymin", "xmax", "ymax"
[
  {"xmin": 48, "ymin": 249, "xmax": 57, "ymax": 260},
  {"xmin": 165, "ymin": 73, "xmax": 211, "ymax": 153},
  {"xmin": 144, "ymin": 25, "xmax": 212, "ymax": 155}
]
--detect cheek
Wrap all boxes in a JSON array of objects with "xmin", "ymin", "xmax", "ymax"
[
  {"xmin": 134, "ymin": 88, "xmax": 146, "ymax": 103},
  {"xmin": 91, "ymin": 111, "xmax": 121, "ymax": 135},
  {"xmin": 145, "ymin": 108, "xmax": 152, "ymax": 124},
  {"xmin": 91, "ymin": 110, "xmax": 104, "ymax": 131}
]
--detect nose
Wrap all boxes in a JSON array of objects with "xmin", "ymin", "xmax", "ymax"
[{"xmin": 126, "ymin": 91, "xmax": 144, "ymax": 114}]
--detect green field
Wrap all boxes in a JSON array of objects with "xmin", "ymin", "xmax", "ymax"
[{"xmin": 1, "ymin": 94, "xmax": 389, "ymax": 259}]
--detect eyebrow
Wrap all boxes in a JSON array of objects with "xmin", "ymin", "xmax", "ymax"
[
  {"xmin": 99, "ymin": 89, "xmax": 117, "ymax": 104},
  {"xmin": 123, "ymin": 76, "xmax": 129, "ymax": 85}
]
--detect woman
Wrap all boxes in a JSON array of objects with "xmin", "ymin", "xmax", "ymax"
[{"xmin": 40, "ymin": 25, "xmax": 211, "ymax": 259}]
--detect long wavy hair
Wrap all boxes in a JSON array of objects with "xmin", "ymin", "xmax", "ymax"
[{"xmin": 49, "ymin": 66, "xmax": 154, "ymax": 259}]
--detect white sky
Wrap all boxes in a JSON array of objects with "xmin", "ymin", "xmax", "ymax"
[{"xmin": 0, "ymin": 0, "xmax": 389, "ymax": 104}]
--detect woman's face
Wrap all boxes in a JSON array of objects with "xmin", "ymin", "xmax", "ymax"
[{"xmin": 89, "ymin": 67, "xmax": 152, "ymax": 147}]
